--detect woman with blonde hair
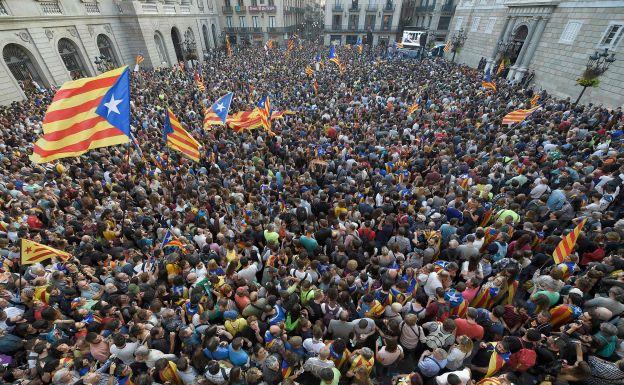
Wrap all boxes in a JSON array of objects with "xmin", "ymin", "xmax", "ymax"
[{"xmin": 445, "ymin": 335, "xmax": 473, "ymax": 370}]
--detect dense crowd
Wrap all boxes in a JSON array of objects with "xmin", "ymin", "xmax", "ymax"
[{"xmin": 0, "ymin": 42, "xmax": 623, "ymax": 385}]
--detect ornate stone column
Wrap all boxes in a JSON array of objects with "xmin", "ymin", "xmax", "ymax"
[
  {"xmin": 486, "ymin": 15, "xmax": 513, "ymax": 72},
  {"xmin": 513, "ymin": 16, "xmax": 548, "ymax": 82}
]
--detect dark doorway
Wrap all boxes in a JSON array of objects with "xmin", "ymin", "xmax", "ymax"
[
  {"xmin": 171, "ymin": 27, "xmax": 184, "ymax": 62},
  {"xmin": 509, "ymin": 25, "xmax": 528, "ymax": 66}
]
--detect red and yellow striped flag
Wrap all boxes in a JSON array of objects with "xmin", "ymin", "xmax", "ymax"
[
  {"xmin": 313, "ymin": 79, "xmax": 319, "ymax": 94},
  {"xmin": 287, "ymin": 39, "xmax": 295, "ymax": 52},
  {"xmin": 21, "ymin": 239, "xmax": 72, "ymax": 265},
  {"xmin": 485, "ymin": 343, "xmax": 507, "ymax": 377},
  {"xmin": 407, "ymin": 103, "xmax": 419, "ymax": 115},
  {"xmin": 135, "ymin": 54, "xmax": 144, "ymax": 65},
  {"xmin": 164, "ymin": 109, "xmax": 201, "ymax": 162},
  {"xmin": 225, "ymin": 36, "xmax": 232, "ymax": 57},
  {"xmin": 481, "ymin": 81, "xmax": 497, "ymax": 92},
  {"xmin": 305, "ymin": 66, "xmax": 314, "ymax": 77},
  {"xmin": 501, "ymin": 106, "xmax": 539, "ymax": 125},
  {"xmin": 530, "ymin": 94, "xmax": 540, "ymax": 107},
  {"xmin": 443, "ymin": 40, "xmax": 451, "ymax": 53},
  {"xmin": 226, "ymin": 110, "xmax": 265, "ymax": 132},
  {"xmin": 496, "ymin": 60, "xmax": 505, "ymax": 75},
  {"xmin": 30, "ymin": 66, "xmax": 131, "ymax": 164},
  {"xmin": 553, "ymin": 218, "xmax": 587, "ymax": 264}
]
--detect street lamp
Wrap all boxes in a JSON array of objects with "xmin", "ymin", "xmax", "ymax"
[
  {"xmin": 450, "ymin": 28, "xmax": 467, "ymax": 62},
  {"xmin": 575, "ymin": 48, "xmax": 616, "ymax": 105}
]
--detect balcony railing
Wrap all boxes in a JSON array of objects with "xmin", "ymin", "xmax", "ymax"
[
  {"xmin": 331, "ymin": 25, "xmax": 343, "ymax": 31},
  {"xmin": 415, "ymin": 5, "xmax": 434, "ymax": 12},
  {"xmin": 366, "ymin": 4, "xmax": 377, "ymax": 12},
  {"xmin": 235, "ymin": 5, "xmax": 246, "ymax": 13},
  {"xmin": 40, "ymin": 1, "xmax": 62, "ymax": 15},
  {"xmin": 248, "ymin": 5, "xmax": 276, "ymax": 13},
  {"xmin": 180, "ymin": 5, "xmax": 191, "ymax": 13},
  {"xmin": 332, "ymin": 4, "xmax": 343, "ymax": 11},
  {"xmin": 84, "ymin": 2, "xmax": 100, "ymax": 14},
  {"xmin": 349, "ymin": 5, "xmax": 360, "ymax": 12},
  {"xmin": 162, "ymin": 4, "xmax": 175, "ymax": 13},
  {"xmin": 252, "ymin": 27, "xmax": 263, "ymax": 33},
  {"xmin": 224, "ymin": 27, "xmax": 237, "ymax": 33},
  {"xmin": 222, "ymin": 5, "xmax": 233, "ymax": 13}
]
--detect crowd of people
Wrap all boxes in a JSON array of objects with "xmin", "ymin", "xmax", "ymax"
[{"xmin": 0, "ymin": 42, "xmax": 623, "ymax": 385}]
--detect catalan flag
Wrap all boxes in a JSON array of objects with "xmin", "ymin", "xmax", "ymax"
[
  {"xmin": 530, "ymin": 94, "xmax": 540, "ymax": 107},
  {"xmin": 481, "ymin": 68, "xmax": 497, "ymax": 92},
  {"xmin": 496, "ymin": 60, "xmax": 505, "ymax": 76},
  {"xmin": 480, "ymin": 207, "xmax": 494, "ymax": 228},
  {"xmin": 193, "ymin": 71, "xmax": 205, "ymax": 92},
  {"xmin": 161, "ymin": 229, "xmax": 188, "ymax": 254},
  {"xmin": 257, "ymin": 95, "xmax": 274, "ymax": 135},
  {"xmin": 393, "ymin": 41, "xmax": 404, "ymax": 49},
  {"xmin": 549, "ymin": 303, "xmax": 583, "ymax": 329},
  {"xmin": 134, "ymin": 54, "xmax": 144, "ymax": 72},
  {"xmin": 270, "ymin": 110, "xmax": 295, "ymax": 121},
  {"xmin": 553, "ymin": 218, "xmax": 587, "ymax": 264},
  {"xmin": 501, "ymin": 106, "xmax": 539, "ymax": 125},
  {"xmin": 328, "ymin": 46, "xmax": 343, "ymax": 71},
  {"xmin": 227, "ymin": 110, "xmax": 265, "ymax": 132},
  {"xmin": 313, "ymin": 79, "xmax": 319, "ymax": 94},
  {"xmin": 287, "ymin": 39, "xmax": 295, "ymax": 52},
  {"xmin": 305, "ymin": 66, "xmax": 314, "ymax": 77},
  {"xmin": 445, "ymin": 289, "xmax": 468, "ymax": 319},
  {"xmin": 443, "ymin": 40, "xmax": 451, "ymax": 53},
  {"xmin": 0, "ymin": 221, "xmax": 7, "ymax": 233},
  {"xmin": 407, "ymin": 103, "xmax": 419, "ymax": 115},
  {"xmin": 21, "ymin": 239, "xmax": 72, "ymax": 265},
  {"xmin": 485, "ymin": 343, "xmax": 509, "ymax": 378},
  {"xmin": 225, "ymin": 36, "xmax": 232, "ymax": 57},
  {"xmin": 203, "ymin": 92, "xmax": 234, "ymax": 128},
  {"xmin": 164, "ymin": 108, "xmax": 201, "ymax": 162},
  {"xmin": 30, "ymin": 66, "xmax": 131, "ymax": 164},
  {"xmin": 356, "ymin": 36, "xmax": 363, "ymax": 54},
  {"xmin": 457, "ymin": 176, "xmax": 470, "ymax": 190}
]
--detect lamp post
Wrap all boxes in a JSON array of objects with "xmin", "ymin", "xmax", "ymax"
[
  {"xmin": 450, "ymin": 28, "xmax": 466, "ymax": 62},
  {"xmin": 575, "ymin": 48, "xmax": 616, "ymax": 105}
]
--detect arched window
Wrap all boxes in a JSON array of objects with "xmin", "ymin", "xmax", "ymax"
[
  {"xmin": 154, "ymin": 31, "xmax": 169, "ymax": 65},
  {"xmin": 184, "ymin": 28, "xmax": 197, "ymax": 60},
  {"xmin": 211, "ymin": 24, "xmax": 218, "ymax": 48},
  {"xmin": 203, "ymin": 25, "xmax": 211, "ymax": 50},
  {"xmin": 58, "ymin": 38, "xmax": 88, "ymax": 79},
  {"xmin": 3, "ymin": 43, "xmax": 47, "ymax": 91},
  {"xmin": 171, "ymin": 27, "xmax": 184, "ymax": 62},
  {"xmin": 96, "ymin": 34, "xmax": 119, "ymax": 68}
]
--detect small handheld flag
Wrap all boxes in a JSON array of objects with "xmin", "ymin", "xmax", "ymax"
[
  {"xmin": 305, "ymin": 66, "xmax": 314, "ymax": 77},
  {"xmin": 482, "ymin": 68, "xmax": 497, "ymax": 91},
  {"xmin": 553, "ymin": 218, "xmax": 587, "ymax": 264},
  {"xmin": 393, "ymin": 41, "xmax": 404, "ymax": 49},
  {"xmin": 226, "ymin": 36, "xmax": 232, "ymax": 57},
  {"xmin": 496, "ymin": 60, "xmax": 505, "ymax": 76},
  {"xmin": 328, "ymin": 46, "xmax": 344, "ymax": 72},
  {"xmin": 530, "ymin": 94, "xmax": 540, "ymax": 107},
  {"xmin": 356, "ymin": 36, "xmax": 363, "ymax": 54},
  {"xmin": 30, "ymin": 66, "xmax": 131, "ymax": 164},
  {"xmin": 407, "ymin": 103, "xmax": 419, "ymax": 115},
  {"xmin": 21, "ymin": 239, "xmax": 72, "ymax": 265},
  {"xmin": 313, "ymin": 79, "xmax": 319, "ymax": 94},
  {"xmin": 164, "ymin": 109, "xmax": 201, "ymax": 162},
  {"xmin": 443, "ymin": 40, "xmax": 451, "ymax": 53},
  {"xmin": 134, "ymin": 54, "xmax": 144, "ymax": 72},
  {"xmin": 203, "ymin": 92, "xmax": 234, "ymax": 128},
  {"xmin": 193, "ymin": 71, "xmax": 206, "ymax": 92}
]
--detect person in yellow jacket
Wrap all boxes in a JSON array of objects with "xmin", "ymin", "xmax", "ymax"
[{"xmin": 346, "ymin": 347, "xmax": 374, "ymax": 377}]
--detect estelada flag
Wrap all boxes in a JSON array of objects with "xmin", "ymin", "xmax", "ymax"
[
  {"xmin": 443, "ymin": 40, "xmax": 451, "ymax": 53},
  {"xmin": 164, "ymin": 109, "xmax": 200, "ymax": 162},
  {"xmin": 501, "ymin": 106, "xmax": 539, "ymax": 125},
  {"xmin": 227, "ymin": 110, "xmax": 264, "ymax": 132},
  {"xmin": 553, "ymin": 218, "xmax": 587, "ymax": 264},
  {"xmin": 496, "ymin": 60, "xmax": 505, "ymax": 75},
  {"xmin": 30, "ymin": 66, "xmax": 131, "ymax": 163},
  {"xmin": 530, "ymin": 94, "xmax": 540, "ymax": 107},
  {"xmin": 21, "ymin": 239, "xmax": 72, "ymax": 265},
  {"xmin": 481, "ymin": 81, "xmax": 497, "ymax": 92},
  {"xmin": 203, "ymin": 92, "xmax": 234, "ymax": 128},
  {"xmin": 485, "ymin": 343, "xmax": 509, "ymax": 377}
]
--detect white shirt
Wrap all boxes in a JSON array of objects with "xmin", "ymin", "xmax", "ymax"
[
  {"xmin": 110, "ymin": 342, "xmax": 138, "ymax": 365},
  {"xmin": 435, "ymin": 367, "xmax": 471, "ymax": 385},
  {"xmin": 303, "ymin": 337, "xmax": 326, "ymax": 355}
]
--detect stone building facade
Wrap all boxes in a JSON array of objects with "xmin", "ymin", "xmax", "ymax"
[
  {"xmin": 323, "ymin": 0, "xmax": 404, "ymax": 46},
  {"xmin": 400, "ymin": 0, "xmax": 458, "ymax": 43},
  {"xmin": 219, "ymin": 0, "xmax": 319, "ymax": 46},
  {"xmin": 448, "ymin": 0, "xmax": 624, "ymax": 107},
  {"xmin": 0, "ymin": 0, "xmax": 220, "ymax": 105}
]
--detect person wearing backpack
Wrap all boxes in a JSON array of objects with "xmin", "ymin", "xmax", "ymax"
[
  {"xmin": 506, "ymin": 329, "xmax": 539, "ymax": 372},
  {"xmin": 321, "ymin": 288, "xmax": 343, "ymax": 327},
  {"xmin": 423, "ymin": 287, "xmax": 450, "ymax": 323},
  {"xmin": 399, "ymin": 314, "xmax": 425, "ymax": 361},
  {"xmin": 423, "ymin": 319, "xmax": 456, "ymax": 350}
]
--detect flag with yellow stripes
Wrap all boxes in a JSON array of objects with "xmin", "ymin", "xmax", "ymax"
[
  {"xmin": 21, "ymin": 239, "xmax": 72, "ymax": 265},
  {"xmin": 530, "ymin": 94, "xmax": 540, "ymax": 107},
  {"xmin": 443, "ymin": 40, "xmax": 451, "ymax": 53},
  {"xmin": 30, "ymin": 66, "xmax": 131, "ymax": 163},
  {"xmin": 553, "ymin": 218, "xmax": 587, "ymax": 264},
  {"xmin": 501, "ymin": 106, "xmax": 539, "ymax": 125},
  {"xmin": 164, "ymin": 109, "xmax": 201, "ymax": 162}
]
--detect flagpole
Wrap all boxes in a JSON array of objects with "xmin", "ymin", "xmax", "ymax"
[{"xmin": 120, "ymin": 143, "xmax": 130, "ymax": 243}]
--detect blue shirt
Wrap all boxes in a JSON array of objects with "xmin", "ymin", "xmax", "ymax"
[
  {"xmin": 228, "ymin": 345, "xmax": 249, "ymax": 367},
  {"xmin": 418, "ymin": 355, "xmax": 447, "ymax": 377}
]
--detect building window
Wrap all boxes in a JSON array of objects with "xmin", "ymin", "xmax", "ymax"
[
  {"xmin": 252, "ymin": 16, "xmax": 259, "ymax": 28},
  {"xmin": 3, "ymin": 43, "xmax": 47, "ymax": 89},
  {"xmin": 239, "ymin": 16, "xmax": 246, "ymax": 27},
  {"xmin": 454, "ymin": 16, "xmax": 464, "ymax": 31},
  {"xmin": 268, "ymin": 16, "xmax": 275, "ymax": 27},
  {"xmin": 598, "ymin": 22, "xmax": 624, "ymax": 49},
  {"xmin": 484, "ymin": 17, "xmax": 496, "ymax": 34},
  {"xmin": 96, "ymin": 34, "xmax": 119, "ymax": 67},
  {"xmin": 226, "ymin": 16, "xmax": 233, "ymax": 27},
  {"xmin": 154, "ymin": 32, "xmax": 169, "ymax": 65},
  {"xmin": 365, "ymin": 14, "xmax": 376, "ymax": 30},
  {"xmin": 559, "ymin": 20, "xmax": 582, "ymax": 44},
  {"xmin": 470, "ymin": 16, "xmax": 480, "ymax": 32},
  {"xmin": 58, "ymin": 38, "xmax": 88, "ymax": 79}
]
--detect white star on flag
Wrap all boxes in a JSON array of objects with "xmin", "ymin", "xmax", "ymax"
[
  {"xmin": 215, "ymin": 103, "xmax": 225, "ymax": 112},
  {"xmin": 103, "ymin": 94, "xmax": 122, "ymax": 116},
  {"xmin": 447, "ymin": 293, "xmax": 461, "ymax": 303}
]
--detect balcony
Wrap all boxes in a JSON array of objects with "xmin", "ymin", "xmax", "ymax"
[
  {"xmin": 330, "ymin": 25, "xmax": 343, "ymax": 31},
  {"xmin": 251, "ymin": 27, "xmax": 263, "ymax": 33},
  {"xmin": 415, "ymin": 5, "xmax": 434, "ymax": 13},
  {"xmin": 366, "ymin": 4, "xmax": 377, "ymax": 12},
  {"xmin": 222, "ymin": 5, "xmax": 233, "ymax": 13},
  {"xmin": 349, "ymin": 5, "xmax": 360, "ymax": 12},
  {"xmin": 235, "ymin": 5, "xmax": 246, "ymax": 12},
  {"xmin": 382, "ymin": 3, "xmax": 395, "ymax": 12},
  {"xmin": 248, "ymin": 5, "xmax": 276, "ymax": 13},
  {"xmin": 441, "ymin": 4, "xmax": 456, "ymax": 14},
  {"xmin": 332, "ymin": 4, "xmax": 343, "ymax": 12},
  {"xmin": 224, "ymin": 27, "xmax": 237, "ymax": 33}
]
